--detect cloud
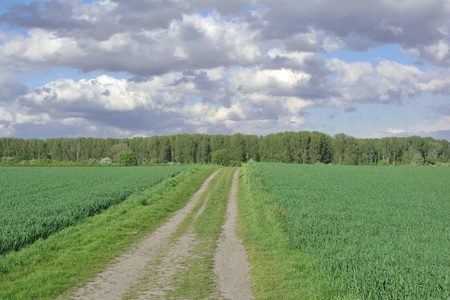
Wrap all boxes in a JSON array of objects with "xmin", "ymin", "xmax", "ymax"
[
  {"xmin": 0, "ymin": 0, "xmax": 449, "ymax": 139},
  {"xmin": 0, "ymin": 106, "xmax": 13, "ymax": 122},
  {"xmin": 387, "ymin": 128, "xmax": 406, "ymax": 134},
  {"xmin": 377, "ymin": 116, "xmax": 450, "ymax": 140},
  {"xmin": 12, "ymin": 63, "xmax": 318, "ymax": 137},
  {"xmin": 417, "ymin": 40, "xmax": 450, "ymax": 67},
  {"xmin": 0, "ymin": 0, "xmax": 82, "ymax": 31},
  {"xmin": 1, "ymin": 8, "xmax": 264, "ymax": 77},
  {"xmin": 326, "ymin": 59, "xmax": 450, "ymax": 109},
  {"xmin": 408, "ymin": 116, "xmax": 450, "ymax": 134}
]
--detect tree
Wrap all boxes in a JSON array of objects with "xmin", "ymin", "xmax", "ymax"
[
  {"xmin": 410, "ymin": 151, "xmax": 424, "ymax": 166},
  {"xmin": 196, "ymin": 135, "xmax": 211, "ymax": 164},
  {"xmin": 211, "ymin": 149, "xmax": 232, "ymax": 166},
  {"xmin": 229, "ymin": 133, "xmax": 245, "ymax": 165},
  {"xmin": 118, "ymin": 150, "xmax": 137, "ymax": 166},
  {"xmin": 390, "ymin": 137, "xmax": 404, "ymax": 166},
  {"xmin": 110, "ymin": 143, "xmax": 129, "ymax": 162},
  {"xmin": 298, "ymin": 131, "xmax": 311, "ymax": 164},
  {"xmin": 244, "ymin": 135, "xmax": 259, "ymax": 161},
  {"xmin": 333, "ymin": 133, "xmax": 347, "ymax": 165},
  {"xmin": 344, "ymin": 136, "xmax": 359, "ymax": 165},
  {"xmin": 309, "ymin": 131, "xmax": 323, "ymax": 164}
]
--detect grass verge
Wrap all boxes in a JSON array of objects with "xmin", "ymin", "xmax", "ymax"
[
  {"xmin": 0, "ymin": 165, "xmax": 218, "ymax": 300},
  {"xmin": 238, "ymin": 162, "xmax": 355, "ymax": 299}
]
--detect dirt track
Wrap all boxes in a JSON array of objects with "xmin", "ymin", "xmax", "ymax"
[
  {"xmin": 214, "ymin": 169, "xmax": 253, "ymax": 299},
  {"xmin": 69, "ymin": 168, "xmax": 253, "ymax": 299}
]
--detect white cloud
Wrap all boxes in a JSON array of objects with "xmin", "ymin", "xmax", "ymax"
[
  {"xmin": 387, "ymin": 128, "xmax": 406, "ymax": 134},
  {"xmin": 0, "ymin": 10, "xmax": 264, "ymax": 76},
  {"xmin": 3, "ymin": 29, "xmax": 79, "ymax": 64},
  {"xmin": 60, "ymin": 117, "xmax": 85, "ymax": 126},
  {"xmin": 0, "ymin": 107, "xmax": 13, "ymax": 122},
  {"xmin": 421, "ymin": 40, "xmax": 450, "ymax": 67},
  {"xmin": 227, "ymin": 66, "xmax": 311, "ymax": 96},
  {"xmin": 25, "ymin": 75, "xmax": 148, "ymax": 111},
  {"xmin": 15, "ymin": 112, "xmax": 51, "ymax": 125},
  {"xmin": 326, "ymin": 58, "xmax": 450, "ymax": 109},
  {"xmin": 357, "ymin": 116, "xmax": 450, "ymax": 139},
  {"xmin": 408, "ymin": 116, "xmax": 450, "ymax": 134},
  {"xmin": 0, "ymin": 0, "xmax": 449, "ymax": 139}
]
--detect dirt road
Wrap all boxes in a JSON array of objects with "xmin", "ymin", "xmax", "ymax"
[
  {"xmin": 214, "ymin": 169, "xmax": 253, "ymax": 299},
  {"xmin": 69, "ymin": 168, "xmax": 253, "ymax": 299}
]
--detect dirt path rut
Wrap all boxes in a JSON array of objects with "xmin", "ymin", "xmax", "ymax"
[
  {"xmin": 214, "ymin": 169, "xmax": 253, "ymax": 299},
  {"xmin": 69, "ymin": 168, "xmax": 253, "ymax": 299}
]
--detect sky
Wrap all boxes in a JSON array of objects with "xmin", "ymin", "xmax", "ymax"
[{"xmin": 0, "ymin": 0, "xmax": 449, "ymax": 140}]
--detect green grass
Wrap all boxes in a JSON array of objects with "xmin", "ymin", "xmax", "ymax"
[
  {"xmin": 243, "ymin": 161, "xmax": 450, "ymax": 299},
  {"xmin": 0, "ymin": 166, "xmax": 193, "ymax": 255},
  {"xmin": 238, "ymin": 162, "xmax": 352, "ymax": 299},
  {"xmin": 0, "ymin": 165, "xmax": 218, "ymax": 300}
]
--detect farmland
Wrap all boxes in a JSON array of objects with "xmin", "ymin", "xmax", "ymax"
[
  {"xmin": 0, "ymin": 166, "xmax": 193, "ymax": 255},
  {"xmin": 244, "ymin": 162, "xmax": 449, "ymax": 299},
  {"xmin": 1, "ymin": 162, "xmax": 449, "ymax": 299}
]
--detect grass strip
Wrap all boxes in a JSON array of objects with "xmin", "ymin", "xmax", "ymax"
[
  {"xmin": 238, "ymin": 162, "xmax": 355, "ymax": 299},
  {"xmin": 0, "ymin": 165, "xmax": 218, "ymax": 300},
  {"xmin": 167, "ymin": 167, "xmax": 236, "ymax": 299}
]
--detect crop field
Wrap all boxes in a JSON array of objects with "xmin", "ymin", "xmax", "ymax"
[
  {"xmin": 0, "ymin": 166, "xmax": 193, "ymax": 255},
  {"xmin": 254, "ymin": 162, "xmax": 450, "ymax": 299}
]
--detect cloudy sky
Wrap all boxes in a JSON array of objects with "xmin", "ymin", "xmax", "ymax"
[{"xmin": 0, "ymin": 0, "xmax": 449, "ymax": 140}]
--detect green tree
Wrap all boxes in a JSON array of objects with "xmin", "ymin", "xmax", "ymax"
[
  {"xmin": 410, "ymin": 151, "xmax": 424, "ymax": 166},
  {"xmin": 110, "ymin": 143, "xmax": 129, "ymax": 162},
  {"xmin": 378, "ymin": 159, "xmax": 390, "ymax": 166},
  {"xmin": 333, "ymin": 133, "xmax": 347, "ymax": 165},
  {"xmin": 118, "ymin": 150, "xmax": 137, "ymax": 166},
  {"xmin": 229, "ymin": 133, "xmax": 246, "ymax": 165},
  {"xmin": 244, "ymin": 135, "xmax": 259, "ymax": 162},
  {"xmin": 298, "ymin": 131, "xmax": 311, "ymax": 164},
  {"xmin": 211, "ymin": 149, "xmax": 232, "ymax": 166},
  {"xmin": 425, "ymin": 152, "xmax": 437, "ymax": 165},
  {"xmin": 344, "ymin": 136, "xmax": 359, "ymax": 165},
  {"xmin": 196, "ymin": 135, "xmax": 211, "ymax": 164}
]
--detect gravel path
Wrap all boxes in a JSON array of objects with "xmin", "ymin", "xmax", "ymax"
[
  {"xmin": 131, "ymin": 190, "xmax": 215, "ymax": 299},
  {"xmin": 214, "ymin": 169, "xmax": 254, "ymax": 299}
]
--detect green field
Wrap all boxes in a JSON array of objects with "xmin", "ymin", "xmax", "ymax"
[
  {"xmin": 1, "ymin": 163, "xmax": 449, "ymax": 299},
  {"xmin": 250, "ymin": 162, "xmax": 449, "ymax": 299},
  {"xmin": 0, "ymin": 166, "xmax": 192, "ymax": 255}
]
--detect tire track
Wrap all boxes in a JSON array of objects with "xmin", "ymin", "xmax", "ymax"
[
  {"xmin": 214, "ymin": 168, "xmax": 254, "ymax": 299},
  {"xmin": 69, "ymin": 169, "xmax": 220, "ymax": 300},
  {"xmin": 69, "ymin": 167, "xmax": 253, "ymax": 300}
]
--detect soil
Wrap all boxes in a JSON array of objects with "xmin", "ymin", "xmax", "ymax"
[
  {"xmin": 69, "ymin": 168, "xmax": 253, "ymax": 299},
  {"xmin": 214, "ymin": 169, "xmax": 254, "ymax": 299}
]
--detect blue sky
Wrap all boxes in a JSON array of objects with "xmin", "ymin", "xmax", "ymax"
[{"xmin": 0, "ymin": 0, "xmax": 449, "ymax": 140}]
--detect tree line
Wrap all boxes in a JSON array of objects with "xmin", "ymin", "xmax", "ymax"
[{"xmin": 1, "ymin": 132, "xmax": 449, "ymax": 166}]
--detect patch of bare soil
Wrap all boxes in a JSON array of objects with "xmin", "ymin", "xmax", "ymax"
[
  {"xmin": 69, "ymin": 169, "xmax": 220, "ymax": 300},
  {"xmin": 214, "ymin": 169, "xmax": 254, "ymax": 299}
]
